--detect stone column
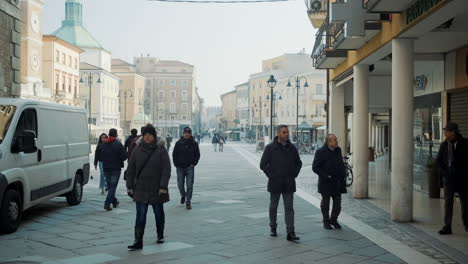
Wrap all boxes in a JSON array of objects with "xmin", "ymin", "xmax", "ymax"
[
  {"xmin": 352, "ymin": 64, "xmax": 369, "ymax": 199},
  {"xmin": 329, "ymin": 82, "xmax": 345, "ymax": 149},
  {"xmin": 381, "ymin": 125, "xmax": 385, "ymax": 154},
  {"xmin": 368, "ymin": 114, "xmax": 373, "ymax": 147},
  {"xmin": 376, "ymin": 124, "xmax": 381, "ymax": 157},
  {"xmin": 391, "ymin": 38, "xmax": 414, "ymax": 222}
]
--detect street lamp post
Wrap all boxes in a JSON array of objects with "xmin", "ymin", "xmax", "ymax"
[
  {"xmin": 119, "ymin": 90, "xmax": 133, "ymax": 136},
  {"xmin": 287, "ymin": 76, "xmax": 309, "ymax": 146},
  {"xmin": 80, "ymin": 72, "xmax": 102, "ymax": 152},
  {"xmin": 267, "ymin": 75, "xmax": 277, "ymax": 139}
]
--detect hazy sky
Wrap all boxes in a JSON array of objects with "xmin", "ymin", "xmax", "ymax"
[{"xmin": 43, "ymin": 0, "xmax": 316, "ymax": 106}]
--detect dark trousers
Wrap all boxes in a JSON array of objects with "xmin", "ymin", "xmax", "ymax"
[
  {"xmin": 320, "ymin": 194, "xmax": 341, "ymax": 223},
  {"xmin": 269, "ymin": 192, "xmax": 294, "ymax": 234},
  {"xmin": 177, "ymin": 167, "xmax": 195, "ymax": 203},
  {"xmin": 443, "ymin": 187, "xmax": 468, "ymax": 228},
  {"xmin": 135, "ymin": 202, "xmax": 165, "ymax": 235},
  {"xmin": 104, "ymin": 170, "xmax": 121, "ymax": 208}
]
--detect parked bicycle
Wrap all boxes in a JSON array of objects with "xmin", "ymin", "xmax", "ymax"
[
  {"xmin": 344, "ymin": 153, "xmax": 353, "ymax": 187},
  {"xmin": 298, "ymin": 142, "xmax": 314, "ymax": 154}
]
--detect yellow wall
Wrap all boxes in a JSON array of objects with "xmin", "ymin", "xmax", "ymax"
[{"xmin": 456, "ymin": 45, "xmax": 468, "ymax": 89}]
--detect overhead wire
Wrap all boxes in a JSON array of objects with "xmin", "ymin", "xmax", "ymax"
[{"xmin": 148, "ymin": 0, "xmax": 289, "ymax": 4}]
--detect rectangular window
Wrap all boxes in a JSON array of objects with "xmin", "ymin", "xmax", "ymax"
[
  {"xmin": 62, "ymin": 76, "xmax": 66, "ymax": 90},
  {"xmin": 158, "ymin": 80, "xmax": 164, "ymax": 87},
  {"xmin": 55, "ymin": 74, "xmax": 59, "ymax": 92},
  {"xmin": 182, "ymin": 103, "xmax": 188, "ymax": 112},
  {"xmin": 159, "ymin": 115, "xmax": 164, "ymax": 120},
  {"xmin": 182, "ymin": 115, "xmax": 187, "ymax": 121},
  {"xmin": 62, "ymin": 54, "xmax": 66, "ymax": 64},
  {"xmin": 170, "ymin": 103, "xmax": 176, "ymax": 113},
  {"xmin": 158, "ymin": 102, "xmax": 164, "ymax": 110},
  {"xmin": 170, "ymin": 80, "xmax": 176, "ymax": 87},
  {"xmin": 170, "ymin": 115, "xmax": 175, "ymax": 120},
  {"xmin": 68, "ymin": 55, "xmax": 72, "ymax": 67},
  {"xmin": 182, "ymin": 80, "xmax": 189, "ymax": 87},
  {"xmin": 56, "ymin": 51, "xmax": 60, "ymax": 62},
  {"xmin": 316, "ymin": 84, "xmax": 323, "ymax": 95},
  {"xmin": 68, "ymin": 77, "xmax": 72, "ymax": 92},
  {"xmin": 74, "ymin": 58, "xmax": 78, "ymax": 69},
  {"xmin": 158, "ymin": 90, "xmax": 164, "ymax": 101},
  {"xmin": 182, "ymin": 90, "xmax": 189, "ymax": 101},
  {"xmin": 170, "ymin": 90, "xmax": 176, "ymax": 98}
]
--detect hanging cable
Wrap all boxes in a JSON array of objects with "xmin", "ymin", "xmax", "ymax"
[{"xmin": 148, "ymin": 0, "xmax": 289, "ymax": 3}]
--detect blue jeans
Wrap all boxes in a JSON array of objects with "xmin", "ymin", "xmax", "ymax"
[
  {"xmin": 104, "ymin": 169, "xmax": 121, "ymax": 208},
  {"xmin": 136, "ymin": 202, "xmax": 165, "ymax": 235},
  {"xmin": 177, "ymin": 167, "xmax": 195, "ymax": 203},
  {"xmin": 98, "ymin": 162, "xmax": 106, "ymax": 190}
]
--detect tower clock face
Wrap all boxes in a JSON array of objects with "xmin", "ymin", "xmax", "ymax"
[
  {"xmin": 311, "ymin": 0, "xmax": 322, "ymax": 11},
  {"xmin": 31, "ymin": 13, "xmax": 40, "ymax": 33},
  {"xmin": 31, "ymin": 50, "xmax": 40, "ymax": 72}
]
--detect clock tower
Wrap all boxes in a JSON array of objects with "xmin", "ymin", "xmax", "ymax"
[{"xmin": 20, "ymin": 0, "xmax": 47, "ymax": 99}]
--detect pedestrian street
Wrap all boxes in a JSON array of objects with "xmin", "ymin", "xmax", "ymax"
[{"xmin": 0, "ymin": 144, "xmax": 458, "ymax": 264}]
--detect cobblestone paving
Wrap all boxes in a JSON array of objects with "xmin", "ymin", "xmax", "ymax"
[
  {"xmin": 0, "ymin": 144, "xmax": 407, "ymax": 264},
  {"xmin": 240, "ymin": 145, "xmax": 463, "ymax": 264}
]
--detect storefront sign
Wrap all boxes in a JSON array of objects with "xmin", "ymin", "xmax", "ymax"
[
  {"xmin": 406, "ymin": 0, "xmax": 443, "ymax": 24},
  {"xmin": 415, "ymin": 75, "xmax": 428, "ymax": 91}
]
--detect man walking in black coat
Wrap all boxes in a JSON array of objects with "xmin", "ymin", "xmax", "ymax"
[
  {"xmin": 437, "ymin": 122, "xmax": 468, "ymax": 235},
  {"xmin": 313, "ymin": 134, "xmax": 347, "ymax": 230},
  {"xmin": 125, "ymin": 128, "xmax": 138, "ymax": 153},
  {"xmin": 96, "ymin": 128, "xmax": 128, "ymax": 211},
  {"xmin": 173, "ymin": 127, "xmax": 201, "ymax": 210},
  {"xmin": 260, "ymin": 125, "xmax": 302, "ymax": 241}
]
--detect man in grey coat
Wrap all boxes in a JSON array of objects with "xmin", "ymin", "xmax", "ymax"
[{"xmin": 126, "ymin": 124, "xmax": 171, "ymax": 250}]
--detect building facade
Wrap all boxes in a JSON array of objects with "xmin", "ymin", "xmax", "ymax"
[
  {"xmin": 309, "ymin": 0, "xmax": 468, "ymax": 222},
  {"xmin": 249, "ymin": 53, "xmax": 327, "ymax": 141},
  {"xmin": 0, "ymin": 0, "xmax": 22, "ymax": 97},
  {"xmin": 235, "ymin": 82, "xmax": 249, "ymax": 138},
  {"xmin": 42, "ymin": 35, "xmax": 82, "ymax": 106},
  {"xmin": 134, "ymin": 56, "xmax": 195, "ymax": 137},
  {"xmin": 220, "ymin": 90, "xmax": 237, "ymax": 133},
  {"xmin": 112, "ymin": 59, "xmax": 147, "ymax": 136},
  {"xmin": 52, "ymin": 0, "xmax": 120, "ymax": 138}
]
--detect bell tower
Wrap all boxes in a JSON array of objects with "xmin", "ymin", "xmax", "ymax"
[{"xmin": 20, "ymin": 0, "xmax": 45, "ymax": 98}]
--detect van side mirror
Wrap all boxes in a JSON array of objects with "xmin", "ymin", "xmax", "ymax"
[{"xmin": 12, "ymin": 130, "xmax": 37, "ymax": 154}]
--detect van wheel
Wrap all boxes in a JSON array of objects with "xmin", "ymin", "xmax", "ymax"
[
  {"xmin": 66, "ymin": 174, "xmax": 83, "ymax": 206},
  {"xmin": 0, "ymin": 189, "xmax": 22, "ymax": 234}
]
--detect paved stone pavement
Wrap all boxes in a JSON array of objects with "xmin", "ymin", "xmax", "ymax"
[
  {"xmin": 0, "ymin": 144, "xmax": 432, "ymax": 264},
  {"xmin": 236, "ymin": 144, "xmax": 467, "ymax": 264}
]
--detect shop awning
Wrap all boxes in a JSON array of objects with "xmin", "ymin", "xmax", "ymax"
[{"xmin": 317, "ymin": 125, "xmax": 326, "ymax": 130}]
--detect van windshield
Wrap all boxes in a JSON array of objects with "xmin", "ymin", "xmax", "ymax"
[{"xmin": 0, "ymin": 105, "xmax": 17, "ymax": 144}]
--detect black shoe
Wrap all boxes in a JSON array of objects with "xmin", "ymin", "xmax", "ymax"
[
  {"xmin": 270, "ymin": 227, "xmax": 277, "ymax": 237},
  {"xmin": 104, "ymin": 206, "xmax": 112, "ymax": 211},
  {"xmin": 157, "ymin": 235, "xmax": 164, "ymax": 244},
  {"xmin": 287, "ymin": 232, "xmax": 300, "ymax": 241},
  {"xmin": 128, "ymin": 227, "xmax": 144, "ymax": 251},
  {"xmin": 330, "ymin": 221, "xmax": 342, "ymax": 229},
  {"xmin": 186, "ymin": 202, "xmax": 192, "ymax": 210},
  {"xmin": 181, "ymin": 196, "xmax": 185, "ymax": 205},
  {"xmin": 438, "ymin": 226, "xmax": 452, "ymax": 235},
  {"xmin": 465, "ymin": 226, "xmax": 468, "ymax": 232},
  {"xmin": 112, "ymin": 200, "xmax": 120, "ymax": 208},
  {"xmin": 323, "ymin": 222, "xmax": 333, "ymax": 230}
]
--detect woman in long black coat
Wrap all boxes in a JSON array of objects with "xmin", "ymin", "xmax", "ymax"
[{"xmin": 126, "ymin": 124, "xmax": 171, "ymax": 250}]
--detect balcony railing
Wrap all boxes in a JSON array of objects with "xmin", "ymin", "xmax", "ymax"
[{"xmin": 312, "ymin": 17, "xmax": 348, "ymax": 69}]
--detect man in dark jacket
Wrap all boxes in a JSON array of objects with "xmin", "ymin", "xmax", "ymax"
[
  {"xmin": 260, "ymin": 125, "xmax": 302, "ymax": 241},
  {"xmin": 173, "ymin": 127, "xmax": 201, "ymax": 210},
  {"xmin": 125, "ymin": 129, "xmax": 138, "ymax": 153},
  {"xmin": 97, "ymin": 128, "xmax": 128, "ymax": 211},
  {"xmin": 166, "ymin": 134, "xmax": 173, "ymax": 152},
  {"xmin": 312, "ymin": 134, "xmax": 347, "ymax": 230},
  {"xmin": 437, "ymin": 122, "xmax": 468, "ymax": 235},
  {"xmin": 126, "ymin": 124, "xmax": 171, "ymax": 250}
]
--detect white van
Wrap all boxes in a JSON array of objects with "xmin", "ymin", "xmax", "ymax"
[{"xmin": 0, "ymin": 99, "xmax": 90, "ymax": 233}]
